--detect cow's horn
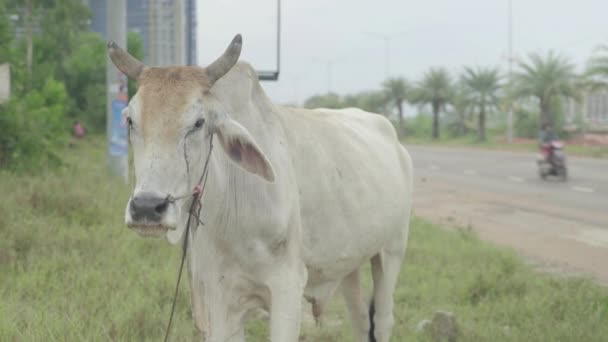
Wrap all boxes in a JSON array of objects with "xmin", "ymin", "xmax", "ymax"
[
  {"xmin": 107, "ymin": 41, "xmax": 146, "ymax": 80},
  {"xmin": 206, "ymin": 34, "xmax": 242, "ymax": 86}
]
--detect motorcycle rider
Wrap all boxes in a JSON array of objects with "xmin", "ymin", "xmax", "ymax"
[{"xmin": 538, "ymin": 123, "xmax": 558, "ymax": 164}]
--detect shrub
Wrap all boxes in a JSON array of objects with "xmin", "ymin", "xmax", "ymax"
[
  {"xmin": 0, "ymin": 77, "xmax": 69, "ymax": 170},
  {"xmin": 406, "ymin": 113, "xmax": 434, "ymax": 137},
  {"xmin": 514, "ymin": 108, "xmax": 539, "ymax": 139}
]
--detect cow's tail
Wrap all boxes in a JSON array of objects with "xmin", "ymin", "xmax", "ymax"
[{"xmin": 368, "ymin": 298, "xmax": 376, "ymax": 342}]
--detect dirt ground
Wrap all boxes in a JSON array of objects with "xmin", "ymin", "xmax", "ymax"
[{"xmin": 413, "ymin": 176, "xmax": 608, "ymax": 285}]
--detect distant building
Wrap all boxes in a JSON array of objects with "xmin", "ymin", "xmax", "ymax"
[
  {"xmin": 185, "ymin": 0, "xmax": 196, "ymax": 65},
  {"xmin": 88, "ymin": 0, "xmax": 196, "ymax": 66},
  {"xmin": 565, "ymin": 90, "xmax": 608, "ymax": 132}
]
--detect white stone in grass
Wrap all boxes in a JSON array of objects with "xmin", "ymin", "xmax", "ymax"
[{"xmin": 416, "ymin": 319, "xmax": 432, "ymax": 332}]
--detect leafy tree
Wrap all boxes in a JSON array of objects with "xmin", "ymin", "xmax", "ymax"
[
  {"xmin": 0, "ymin": 0, "xmax": 93, "ymax": 169},
  {"xmin": 36, "ymin": 0, "xmax": 91, "ymax": 68},
  {"xmin": 448, "ymin": 87, "xmax": 473, "ymax": 136},
  {"xmin": 7, "ymin": 0, "xmax": 90, "ymax": 90},
  {"xmin": 6, "ymin": 0, "xmax": 38, "ymax": 81},
  {"xmin": 61, "ymin": 32, "xmax": 106, "ymax": 130},
  {"xmin": 511, "ymin": 51, "xmax": 579, "ymax": 127},
  {"xmin": 410, "ymin": 67, "xmax": 452, "ymax": 139},
  {"xmin": 0, "ymin": 0, "xmax": 14, "ymax": 62},
  {"xmin": 382, "ymin": 77, "xmax": 410, "ymax": 136},
  {"xmin": 461, "ymin": 66, "xmax": 502, "ymax": 141},
  {"xmin": 127, "ymin": 31, "xmax": 144, "ymax": 97}
]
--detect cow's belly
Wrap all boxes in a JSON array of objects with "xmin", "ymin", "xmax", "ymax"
[
  {"xmin": 301, "ymin": 207, "xmax": 407, "ymax": 288},
  {"xmin": 298, "ymin": 150, "xmax": 411, "ymax": 288}
]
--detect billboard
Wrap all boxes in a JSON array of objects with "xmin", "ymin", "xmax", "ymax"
[
  {"xmin": 109, "ymin": 74, "xmax": 129, "ymax": 156},
  {"xmin": 0, "ymin": 63, "xmax": 10, "ymax": 103}
]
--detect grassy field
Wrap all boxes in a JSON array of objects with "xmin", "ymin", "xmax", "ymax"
[
  {"xmin": 403, "ymin": 134, "xmax": 608, "ymax": 159},
  {"xmin": 1, "ymin": 137, "xmax": 607, "ymax": 341}
]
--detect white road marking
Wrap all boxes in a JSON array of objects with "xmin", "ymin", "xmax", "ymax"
[
  {"xmin": 464, "ymin": 169, "xmax": 477, "ymax": 175},
  {"xmin": 565, "ymin": 229, "xmax": 608, "ymax": 248},
  {"xmin": 571, "ymin": 186, "xmax": 594, "ymax": 193},
  {"xmin": 507, "ymin": 176, "xmax": 525, "ymax": 183}
]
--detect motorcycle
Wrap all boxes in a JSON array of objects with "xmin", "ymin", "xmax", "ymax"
[{"xmin": 537, "ymin": 140, "xmax": 567, "ymax": 181}]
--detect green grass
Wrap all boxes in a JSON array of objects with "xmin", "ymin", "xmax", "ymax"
[
  {"xmin": 403, "ymin": 134, "xmax": 608, "ymax": 159},
  {"xmin": 1, "ymin": 138, "xmax": 607, "ymax": 341}
]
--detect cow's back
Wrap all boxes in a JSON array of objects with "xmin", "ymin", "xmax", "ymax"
[{"xmin": 279, "ymin": 106, "xmax": 413, "ymax": 286}]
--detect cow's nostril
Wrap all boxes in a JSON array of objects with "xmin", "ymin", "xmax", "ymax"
[
  {"xmin": 130, "ymin": 192, "xmax": 169, "ymax": 222},
  {"xmin": 155, "ymin": 201, "xmax": 168, "ymax": 214}
]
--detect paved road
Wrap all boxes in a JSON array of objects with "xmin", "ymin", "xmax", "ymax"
[{"xmin": 407, "ymin": 145, "xmax": 608, "ymax": 282}]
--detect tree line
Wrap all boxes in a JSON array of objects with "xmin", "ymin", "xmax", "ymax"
[
  {"xmin": 304, "ymin": 48, "xmax": 608, "ymax": 141},
  {"xmin": 0, "ymin": 0, "xmax": 143, "ymax": 170}
]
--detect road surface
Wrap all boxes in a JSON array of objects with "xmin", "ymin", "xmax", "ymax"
[{"xmin": 407, "ymin": 145, "xmax": 608, "ymax": 283}]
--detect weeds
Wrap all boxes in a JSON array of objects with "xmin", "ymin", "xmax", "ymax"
[{"xmin": 0, "ymin": 137, "xmax": 607, "ymax": 341}]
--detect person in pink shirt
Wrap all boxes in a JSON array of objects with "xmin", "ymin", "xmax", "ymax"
[{"xmin": 73, "ymin": 120, "xmax": 85, "ymax": 139}]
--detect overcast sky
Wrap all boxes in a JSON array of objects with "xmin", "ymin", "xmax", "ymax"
[{"xmin": 197, "ymin": 0, "xmax": 606, "ymax": 106}]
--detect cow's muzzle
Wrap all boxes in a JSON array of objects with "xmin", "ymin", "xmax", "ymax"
[{"xmin": 125, "ymin": 191, "xmax": 178, "ymax": 237}]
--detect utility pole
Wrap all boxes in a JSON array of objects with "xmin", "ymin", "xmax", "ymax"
[
  {"xmin": 106, "ymin": 0, "xmax": 129, "ymax": 182},
  {"xmin": 507, "ymin": 0, "xmax": 514, "ymax": 144},
  {"xmin": 362, "ymin": 31, "xmax": 409, "ymax": 80},
  {"xmin": 383, "ymin": 37, "xmax": 389, "ymax": 78},
  {"xmin": 326, "ymin": 60, "xmax": 333, "ymax": 93},
  {"xmin": 311, "ymin": 58, "xmax": 341, "ymax": 93}
]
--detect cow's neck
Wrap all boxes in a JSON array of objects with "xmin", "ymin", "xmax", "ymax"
[{"xmin": 195, "ymin": 148, "xmax": 267, "ymax": 241}]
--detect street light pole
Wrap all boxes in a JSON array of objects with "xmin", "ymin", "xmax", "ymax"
[
  {"xmin": 383, "ymin": 37, "xmax": 389, "ymax": 78},
  {"xmin": 312, "ymin": 58, "xmax": 341, "ymax": 93},
  {"xmin": 362, "ymin": 31, "xmax": 409, "ymax": 80},
  {"xmin": 106, "ymin": 0, "xmax": 129, "ymax": 181},
  {"xmin": 507, "ymin": 0, "xmax": 514, "ymax": 144},
  {"xmin": 326, "ymin": 60, "xmax": 333, "ymax": 93}
]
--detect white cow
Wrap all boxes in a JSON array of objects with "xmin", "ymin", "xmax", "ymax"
[{"xmin": 108, "ymin": 34, "xmax": 413, "ymax": 342}]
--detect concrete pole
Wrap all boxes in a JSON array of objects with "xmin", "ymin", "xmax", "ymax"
[
  {"xmin": 106, "ymin": 0, "xmax": 129, "ymax": 182},
  {"xmin": 327, "ymin": 61, "xmax": 332, "ymax": 93},
  {"xmin": 507, "ymin": 0, "xmax": 514, "ymax": 144},
  {"xmin": 384, "ymin": 37, "xmax": 390, "ymax": 80}
]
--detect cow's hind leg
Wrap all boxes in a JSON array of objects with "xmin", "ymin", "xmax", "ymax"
[
  {"xmin": 341, "ymin": 268, "xmax": 371, "ymax": 342},
  {"xmin": 369, "ymin": 237, "xmax": 407, "ymax": 342}
]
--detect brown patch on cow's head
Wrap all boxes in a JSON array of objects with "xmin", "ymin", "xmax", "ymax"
[{"xmin": 136, "ymin": 66, "xmax": 209, "ymax": 142}]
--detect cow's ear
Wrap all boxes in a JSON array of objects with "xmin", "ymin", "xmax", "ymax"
[{"xmin": 214, "ymin": 119, "xmax": 275, "ymax": 182}]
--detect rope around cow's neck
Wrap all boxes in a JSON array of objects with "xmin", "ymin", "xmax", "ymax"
[{"xmin": 163, "ymin": 132, "xmax": 214, "ymax": 342}]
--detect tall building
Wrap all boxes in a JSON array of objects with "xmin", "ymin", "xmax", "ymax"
[
  {"xmin": 565, "ymin": 91, "xmax": 608, "ymax": 132},
  {"xmin": 185, "ymin": 0, "xmax": 196, "ymax": 65},
  {"xmin": 88, "ymin": 0, "xmax": 196, "ymax": 66}
]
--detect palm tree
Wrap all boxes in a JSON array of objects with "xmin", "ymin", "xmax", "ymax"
[
  {"xmin": 383, "ymin": 77, "xmax": 410, "ymax": 136},
  {"xmin": 410, "ymin": 68, "xmax": 452, "ymax": 139},
  {"xmin": 450, "ymin": 87, "xmax": 473, "ymax": 136},
  {"xmin": 586, "ymin": 45, "xmax": 608, "ymax": 90},
  {"xmin": 461, "ymin": 66, "xmax": 502, "ymax": 141},
  {"xmin": 511, "ymin": 51, "xmax": 579, "ymax": 127}
]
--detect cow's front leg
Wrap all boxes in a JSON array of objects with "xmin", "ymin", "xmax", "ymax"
[{"xmin": 267, "ymin": 261, "xmax": 308, "ymax": 342}]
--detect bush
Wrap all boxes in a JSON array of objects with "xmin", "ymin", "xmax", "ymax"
[
  {"xmin": 514, "ymin": 109, "xmax": 539, "ymax": 139},
  {"xmin": 406, "ymin": 113, "xmax": 434, "ymax": 138},
  {"xmin": 0, "ymin": 78, "xmax": 69, "ymax": 170}
]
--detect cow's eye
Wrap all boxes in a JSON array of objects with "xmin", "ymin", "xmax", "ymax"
[
  {"xmin": 126, "ymin": 117, "xmax": 133, "ymax": 127},
  {"xmin": 194, "ymin": 118, "xmax": 205, "ymax": 129}
]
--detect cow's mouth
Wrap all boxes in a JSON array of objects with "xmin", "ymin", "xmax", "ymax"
[{"xmin": 128, "ymin": 223, "xmax": 170, "ymax": 238}]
